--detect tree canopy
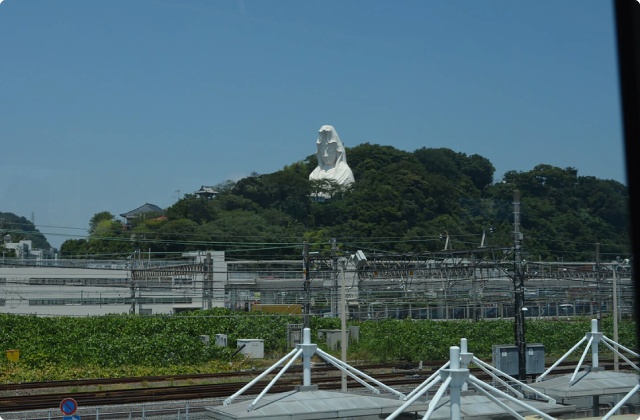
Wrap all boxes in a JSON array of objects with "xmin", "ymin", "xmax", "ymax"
[
  {"xmin": 60, "ymin": 145, "xmax": 630, "ymax": 262},
  {"xmin": 0, "ymin": 212, "xmax": 52, "ymax": 252}
]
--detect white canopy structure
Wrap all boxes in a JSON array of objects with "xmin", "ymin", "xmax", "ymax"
[
  {"xmin": 530, "ymin": 319, "xmax": 640, "ymax": 419},
  {"xmin": 385, "ymin": 339, "xmax": 573, "ymax": 420},
  {"xmin": 206, "ymin": 328, "xmax": 429, "ymax": 420}
]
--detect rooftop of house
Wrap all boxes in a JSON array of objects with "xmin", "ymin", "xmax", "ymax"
[{"xmin": 119, "ymin": 203, "xmax": 164, "ymax": 220}]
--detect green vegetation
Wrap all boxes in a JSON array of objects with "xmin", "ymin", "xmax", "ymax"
[
  {"xmin": 60, "ymin": 145, "xmax": 629, "ymax": 260},
  {"xmin": 0, "ymin": 212, "xmax": 52, "ymax": 253},
  {"xmin": 0, "ymin": 310, "xmax": 635, "ymax": 382}
]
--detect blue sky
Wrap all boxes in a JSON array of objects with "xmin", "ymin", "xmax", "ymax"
[{"xmin": 0, "ymin": 0, "xmax": 625, "ymax": 248}]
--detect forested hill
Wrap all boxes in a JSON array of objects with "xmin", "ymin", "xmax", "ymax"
[
  {"xmin": 61, "ymin": 144, "xmax": 630, "ymax": 261},
  {"xmin": 0, "ymin": 212, "xmax": 52, "ymax": 250}
]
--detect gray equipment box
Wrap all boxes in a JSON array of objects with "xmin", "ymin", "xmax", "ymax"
[
  {"xmin": 325, "ymin": 330, "xmax": 349, "ymax": 350},
  {"xmin": 287, "ymin": 324, "xmax": 303, "ymax": 348},
  {"xmin": 317, "ymin": 329, "xmax": 329, "ymax": 341},
  {"xmin": 525, "ymin": 343, "xmax": 545, "ymax": 375},
  {"xmin": 492, "ymin": 345, "xmax": 519, "ymax": 376},
  {"xmin": 237, "ymin": 339, "xmax": 264, "ymax": 359},
  {"xmin": 289, "ymin": 330, "xmax": 301, "ymax": 347},
  {"xmin": 199, "ymin": 335, "xmax": 210, "ymax": 346},
  {"xmin": 492, "ymin": 344, "xmax": 546, "ymax": 376},
  {"xmin": 348, "ymin": 326, "xmax": 360, "ymax": 344},
  {"xmin": 214, "ymin": 334, "xmax": 227, "ymax": 347}
]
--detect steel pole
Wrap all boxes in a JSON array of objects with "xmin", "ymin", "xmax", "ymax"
[
  {"xmin": 340, "ymin": 258, "xmax": 347, "ymax": 392},
  {"xmin": 513, "ymin": 190, "xmax": 527, "ymax": 381},
  {"xmin": 613, "ymin": 267, "xmax": 619, "ymax": 371}
]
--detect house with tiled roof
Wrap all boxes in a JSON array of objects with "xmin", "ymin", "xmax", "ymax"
[{"xmin": 119, "ymin": 203, "xmax": 164, "ymax": 226}]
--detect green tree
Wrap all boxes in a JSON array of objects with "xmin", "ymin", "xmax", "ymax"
[
  {"xmin": 89, "ymin": 211, "xmax": 116, "ymax": 234},
  {"xmin": 0, "ymin": 212, "xmax": 52, "ymax": 250}
]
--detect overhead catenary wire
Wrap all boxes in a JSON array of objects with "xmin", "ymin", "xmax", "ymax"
[{"xmin": 3, "ymin": 221, "xmax": 631, "ymax": 248}]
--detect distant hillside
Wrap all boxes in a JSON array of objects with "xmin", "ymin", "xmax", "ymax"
[
  {"xmin": 0, "ymin": 212, "xmax": 52, "ymax": 250},
  {"xmin": 61, "ymin": 144, "xmax": 630, "ymax": 261}
]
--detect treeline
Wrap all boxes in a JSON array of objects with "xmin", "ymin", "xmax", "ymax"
[
  {"xmin": 0, "ymin": 212, "xmax": 52, "ymax": 255},
  {"xmin": 60, "ymin": 144, "xmax": 630, "ymax": 261}
]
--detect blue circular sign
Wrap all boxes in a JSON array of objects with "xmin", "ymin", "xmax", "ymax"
[{"xmin": 60, "ymin": 398, "xmax": 78, "ymax": 415}]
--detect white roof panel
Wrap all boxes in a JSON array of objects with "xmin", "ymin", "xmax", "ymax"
[
  {"xmin": 529, "ymin": 370, "xmax": 639, "ymax": 397},
  {"xmin": 205, "ymin": 390, "xmax": 429, "ymax": 420}
]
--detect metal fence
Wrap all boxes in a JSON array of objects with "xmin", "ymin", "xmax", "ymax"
[{"xmin": 0, "ymin": 398, "xmax": 225, "ymax": 420}]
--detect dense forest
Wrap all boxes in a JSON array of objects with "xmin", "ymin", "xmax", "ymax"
[
  {"xmin": 0, "ymin": 212, "xmax": 52, "ymax": 255},
  {"xmin": 60, "ymin": 144, "xmax": 630, "ymax": 261}
]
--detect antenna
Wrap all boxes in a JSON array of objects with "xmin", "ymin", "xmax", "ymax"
[
  {"xmin": 439, "ymin": 231, "xmax": 452, "ymax": 251},
  {"xmin": 31, "ymin": 211, "xmax": 35, "ymax": 225}
]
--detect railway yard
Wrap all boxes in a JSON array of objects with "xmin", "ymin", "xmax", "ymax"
[{"xmin": 1, "ymin": 358, "xmax": 635, "ymax": 413}]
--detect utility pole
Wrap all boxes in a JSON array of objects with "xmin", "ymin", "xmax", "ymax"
[
  {"xmin": 613, "ymin": 266, "xmax": 619, "ymax": 371},
  {"xmin": 339, "ymin": 257, "xmax": 348, "ymax": 391},
  {"xmin": 137, "ymin": 249, "xmax": 143, "ymax": 314},
  {"xmin": 129, "ymin": 250, "xmax": 136, "ymax": 314},
  {"xmin": 205, "ymin": 252, "xmax": 213, "ymax": 310},
  {"xmin": 513, "ymin": 190, "xmax": 527, "ymax": 381},
  {"xmin": 472, "ymin": 252, "xmax": 478, "ymax": 322},
  {"xmin": 596, "ymin": 243, "xmax": 602, "ymax": 332},
  {"xmin": 130, "ymin": 281, "xmax": 136, "ymax": 314},
  {"xmin": 303, "ymin": 242, "xmax": 310, "ymax": 328},
  {"xmin": 331, "ymin": 238, "xmax": 338, "ymax": 318},
  {"xmin": 0, "ymin": 217, "xmax": 4, "ymax": 264}
]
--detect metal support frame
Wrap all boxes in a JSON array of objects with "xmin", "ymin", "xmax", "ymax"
[
  {"xmin": 570, "ymin": 336, "xmax": 594, "ymax": 385},
  {"xmin": 223, "ymin": 347, "xmax": 300, "ymax": 406},
  {"xmin": 300, "ymin": 328, "xmax": 316, "ymax": 386},
  {"xmin": 468, "ymin": 376, "xmax": 556, "ymax": 420},
  {"xmin": 424, "ymin": 375, "xmax": 454, "ymax": 419},
  {"xmin": 536, "ymin": 319, "xmax": 639, "ymax": 384},
  {"xmin": 536, "ymin": 336, "xmax": 588, "ymax": 382},
  {"xmin": 224, "ymin": 328, "xmax": 402, "ymax": 412},
  {"xmin": 386, "ymin": 338, "xmax": 557, "ymax": 420},
  {"xmin": 316, "ymin": 348, "xmax": 405, "ymax": 398},
  {"xmin": 601, "ymin": 339, "xmax": 640, "ymax": 371},
  {"xmin": 473, "ymin": 384, "xmax": 528, "ymax": 420},
  {"xmin": 318, "ymin": 351, "xmax": 381, "ymax": 394},
  {"xmin": 248, "ymin": 348, "xmax": 303, "ymax": 411},
  {"xmin": 601, "ymin": 335, "xmax": 640, "ymax": 359},
  {"xmin": 402, "ymin": 362, "xmax": 450, "ymax": 401},
  {"xmin": 471, "ymin": 356, "xmax": 555, "ymax": 404},
  {"xmin": 601, "ymin": 383, "xmax": 640, "ymax": 420}
]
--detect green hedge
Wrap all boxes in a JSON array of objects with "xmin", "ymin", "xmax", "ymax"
[{"xmin": 0, "ymin": 310, "xmax": 635, "ymax": 373}]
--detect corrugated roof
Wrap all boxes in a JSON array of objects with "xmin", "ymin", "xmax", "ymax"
[
  {"xmin": 529, "ymin": 370, "xmax": 639, "ymax": 397},
  {"xmin": 205, "ymin": 390, "xmax": 429, "ymax": 420}
]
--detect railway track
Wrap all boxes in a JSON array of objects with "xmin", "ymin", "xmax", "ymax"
[
  {"xmin": 0, "ymin": 357, "xmax": 632, "ymax": 392},
  {"xmin": 0, "ymin": 363, "xmax": 631, "ymax": 413},
  {"xmin": 0, "ymin": 361, "xmax": 429, "ymax": 392}
]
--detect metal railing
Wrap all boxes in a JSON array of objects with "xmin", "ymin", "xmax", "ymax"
[{"xmin": 1, "ymin": 398, "xmax": 224, "ymax": 420}]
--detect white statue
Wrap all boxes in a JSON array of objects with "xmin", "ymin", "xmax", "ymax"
[{"xmin": 309, "ymin": 125, "xmax": 355, "ymax": 190}]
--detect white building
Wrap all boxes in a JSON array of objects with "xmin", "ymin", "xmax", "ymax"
[{"xmin": 0, "ymin": 251, "xmax": 227, "ymax": 316}]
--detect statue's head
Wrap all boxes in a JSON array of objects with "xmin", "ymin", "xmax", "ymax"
[{"xmin": 316, "ymin": 125, "xmax": 346, "ymax": 168}]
